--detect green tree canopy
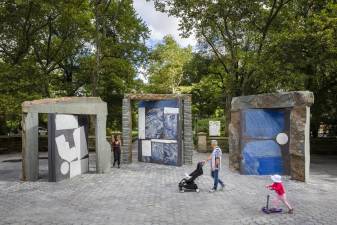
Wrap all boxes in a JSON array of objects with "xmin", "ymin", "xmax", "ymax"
[
  {"xmin": 0, "ymin": 0, "xmax": 149, "ymax": 133},
  {"xmin": 146, "ymin": 35, "xmax": 192, "ymax": 94},
  {"xmin": 151, "ymin": 0, "xmax": 337, "ymax": 135}
]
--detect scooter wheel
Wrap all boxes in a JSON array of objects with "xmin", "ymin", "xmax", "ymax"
[{"xmin": 196, "ymin": 189, "xmax": 200, "ymax": 193}]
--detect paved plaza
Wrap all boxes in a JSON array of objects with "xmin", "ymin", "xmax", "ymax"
[{"xmin": 0, "ymin": 147, "xmax": 337, "ymax": 225}]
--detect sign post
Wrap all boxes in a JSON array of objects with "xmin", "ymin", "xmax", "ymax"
[{"xmin": 209, "ymin": 121, "xmax": 221, "ymax": 137}]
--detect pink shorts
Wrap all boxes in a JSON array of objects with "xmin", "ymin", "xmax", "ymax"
[{"xmin": 277, "ymin": 194, "xmax": 287, "ymax": 200}]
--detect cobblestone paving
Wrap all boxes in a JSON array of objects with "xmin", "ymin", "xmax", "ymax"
[{"xmin": 0, "ymin": 150, "xmax": 336, "ymax": 225}]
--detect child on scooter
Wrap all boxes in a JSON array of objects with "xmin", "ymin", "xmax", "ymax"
[{"xmin": 265, "ymin": 174, "xmax": 294, "ymax": 214}]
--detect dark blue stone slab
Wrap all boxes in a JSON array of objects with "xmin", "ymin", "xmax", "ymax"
[
  {"xmin": 163, "ymin": 114, "xmax": 178, "ymax": 139},
  {"xmin": 145, "ymin": 108, "xmax": 164, "ymax": 139},
  {"xmin": 241, "ymin": 140, "xmax": 284, "ymax": 175},
  {"xmin": 151, "ymin": 142, "xmax": 178, "ymax": 166},
  {"xmin": 243, "ymin": 109, "xmax": 285, "ymax": 138}
]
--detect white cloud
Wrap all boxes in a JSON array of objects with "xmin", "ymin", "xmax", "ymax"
[{"xmin": 134, "ymin": 0, "xmax": 196, "ymax": 48}]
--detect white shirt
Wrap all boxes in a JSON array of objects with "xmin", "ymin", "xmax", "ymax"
[{"xmin": 211, "ymin": 146, "xmax": 222, "ymax": 171}]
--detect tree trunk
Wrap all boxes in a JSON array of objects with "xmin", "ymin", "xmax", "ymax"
[
  {"xmin": 92, "ymin": 1, "xmax": 100, "ymax": 97},
  {"xmin": 224, "ymin": 95, "xmax": 232, "ymax": 137}
]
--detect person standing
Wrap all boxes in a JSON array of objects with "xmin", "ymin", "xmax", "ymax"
[
  {"xmin": 111, "ymin": 135, "xmax": 121, "ymax": 168},
  {"xmin": 206, "ymin": 140, "xmax": 225, "ymax": 192}
]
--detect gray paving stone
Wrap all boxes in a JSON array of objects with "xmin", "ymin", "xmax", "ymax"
[{"xmin": 0, "ymin": 149, "xmax": 336, "ymax": 225}]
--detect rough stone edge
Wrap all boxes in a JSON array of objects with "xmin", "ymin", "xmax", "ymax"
[
  {"xmin": 289, "ymin": 106, "xmax": 311, "ymax": 182},
  {"xmin": 231, "ymin": 91, "xmax": 314, "ymax": 111},
  {"xmin": 183, "ymin": 95, "xmax": 193, "ymax": 165},
  {"xmin": 228, "ymin": 111, "xmax": 240, "ymax": 172},
  {"xmin": 126, "ymin": 93, "xmax": 192, "ymax": 100},
  {"xmin": 121, "ymin": 98, "xmax": 132, "ymax": 164}
]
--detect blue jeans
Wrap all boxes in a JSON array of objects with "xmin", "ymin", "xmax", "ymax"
[{"xmin": 211, "ymin": 170, "xmax": 224, "ymax": 190}]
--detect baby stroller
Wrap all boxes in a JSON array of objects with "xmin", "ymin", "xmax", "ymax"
[{"xmin": 178, "ymin": 161, "xmax": 204, "ymax": 193}]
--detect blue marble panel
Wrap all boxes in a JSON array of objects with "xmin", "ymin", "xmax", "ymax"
[
  {"xmin": 140, "ymin": 100, "xmax": 179, "ymax": 140},
  {"xmin": 241, "ymin": 108, "xmax": 287, "ymax": 175},
  {"xmin": 151, "ymin": 142, "xmax": 178, "ymax": 165},
  {"xmin": 145, "ymin": 108, "xmax": 164, "ymax": 139},
  {"xmin": 163, "ymin": 114, "xmax": 178, "ymax": 139},
  {"xmin": 139, "ymin": 100, "xmax": 180, "ymax": 165},
  {"xmin": 243, "ymin": 109, "xmax": 285, "ymax": 138},
  {"xmin": 241, "ymin": 140, "xmax": 284, "ymax": 175}
]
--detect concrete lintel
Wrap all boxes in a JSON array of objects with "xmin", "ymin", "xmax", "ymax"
[
  {"xmin": 22, "ymin": 97, "xmax": 107, "ymax": 115},
  {"xmin": 125, "ymin": 93, "xmax": 191, "ymax": 101},
  {"xmin": 231, "ymin": 91, "xmax": 314, "ymax": 111}
]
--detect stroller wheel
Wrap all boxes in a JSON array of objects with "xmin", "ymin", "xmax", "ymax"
[{"xmin": 196, "ymin": 189, "xmax": 200, "ymax": 193}]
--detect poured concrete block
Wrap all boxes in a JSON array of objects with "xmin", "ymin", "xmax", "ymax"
[
  {"xmin": 22, "ymin": 97, "xmax": 110, "ymax": 182},
  {"xmin": 95, "ymin": 113, "xmax": 111, "ymax": 173},
  {"xmin": 22, "ymin": 112, "xmax": 39, "ymax": 181},
  {"xmin": 48, "ymin": 114, "xmax": 89, "ymax": 182}
]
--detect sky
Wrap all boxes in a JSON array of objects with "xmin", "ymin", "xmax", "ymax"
[{"xmin": 133, "ymin": 0, "xmax": 197, "ymax": 48}]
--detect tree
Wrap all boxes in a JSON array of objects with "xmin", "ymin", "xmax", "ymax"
[
  {"xmin": 0, "ymin": 0, "xmax": 93, "ymax": 133},
  {"xmin": 89, "ymin": 0, "xmax": 149, "ymax": 128},
  {"xmin": 260, "ymin": 1, "xmax": 337, "ymax": 136},
  {"xmin": 152, "ymin": 0, "xmax": 294, "ymax": 101},
  {"xmin": 0, "ymin": 0, "xmax": 149, "ymax": 133},
  {"xmin": 146, "ymin": 35, "xmax": 192, "ymax": 93},
  {"xmin": 0, "ymin": 0, "xmax": 92, "ymax": 96},
  {"xmin": 152, "ymin": 0, "xmax": 337, "ymax": 135}
]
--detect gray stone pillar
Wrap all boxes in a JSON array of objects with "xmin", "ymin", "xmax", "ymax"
[
  {"xmin": 305, "ymin": 106, "xmax": 311, "ymax": 181},
  {"xmin": 95, "ymin": 113, "xmax": 111, "ymax": 173},
  {"xmin": 289, "ymin": 106, "xmax": 311, "ymax": 182},
  {"xmin": 22, "ymin": 112, "xmax": 39, "ymax": 181},
  {"xmin": 228, "ymin": 111, "xmax": 241, "ymax": 171},
  {"xmin": 121, "ymin": 98, "xmax": 132, "ymax": 163},
  {"xmin": 183, "ymin": 96, "xmax": 193, "ymax": 164}
]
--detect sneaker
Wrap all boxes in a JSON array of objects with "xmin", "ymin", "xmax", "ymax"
[
  {"xmin": 219, "ymin": 184, "xmax": 225, "ymax": 191},
  {"xmin": 288, "ymin": 208, "xmax": 294, "ymax": 214},
  {"xmin": 209, "ymin": 188, "xmax": 216, "ymax": 193}
]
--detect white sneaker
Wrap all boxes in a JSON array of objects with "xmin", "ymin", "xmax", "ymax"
[{"xmin": 209, "ymin": 188, "xmax": 216, "ymax": 193}]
